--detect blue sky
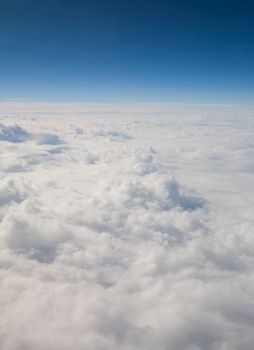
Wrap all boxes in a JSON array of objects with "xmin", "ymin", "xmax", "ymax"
[{"xmin": 0, "ymin": 0, "xmax": 253, "ymax": 104}]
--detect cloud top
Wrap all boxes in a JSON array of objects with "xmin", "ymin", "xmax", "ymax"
[{"xmin": 0, "ymin": 112, "xmax": 254, "ymax": 349}]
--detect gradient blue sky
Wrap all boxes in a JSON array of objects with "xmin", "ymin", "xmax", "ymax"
[{"xmin": 0, "ymin": 0, "xmax": 253, "ymax": 104}]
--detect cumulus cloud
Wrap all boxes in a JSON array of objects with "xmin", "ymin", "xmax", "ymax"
[
  {"xmin": 0, "ymin": 112, "xmax": 254, "ymax": 349},
  {"xmin": 94, "ymin": 130, "xmax": 132, "ymax": 142},
  {"xmin": 36, "ymin": 135, "xmax": 64, "ymax": 146},
  {"xmin": 0, "ymin": 123, "xmax": 29, "ymax": 143},
  {"xmin": 0, "ymin": 122, "xmax": 64, "ymax": 146}
]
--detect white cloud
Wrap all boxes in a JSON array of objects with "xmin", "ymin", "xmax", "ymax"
[
  {"xmin": 0, "ymin": 109, "xmax": 254, "ymax": 349},
  {"xmin": 0, "ymin": 123, "xmax": 30, "ymax": 143},
  {"xmin": 1, "ymin": 100, "xmax": 253, "ymax": 118}
]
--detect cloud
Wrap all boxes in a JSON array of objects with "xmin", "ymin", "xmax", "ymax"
[
  {"xmin": 0, "ymin": 122, "xmax": 64, "ymax": 145},
  {"xmin": 0, "ymin": 123, "xmax": 30, "ymax": 143},
  {"xmin": 94, "ymin": 130, "xmax": 132, "ymax": 142},
  {"xmin": 35, "ymin": 133, "xmax": 64, "ymax": 145},
  {"xmin": 1, "ymin": 100, "xmax": 254, "ymax": 118},
  {"xmin": 0, "ymin": 179, "xmax": 26, "ymax": 207},
  {"xmin": 0, "ymin": 112, "xmax": 254, "ymax": 349}
]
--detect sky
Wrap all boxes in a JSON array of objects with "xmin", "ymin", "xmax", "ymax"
[{"xmin": 0, "ymin": 0, "xmax": 254, "ymax": 104}]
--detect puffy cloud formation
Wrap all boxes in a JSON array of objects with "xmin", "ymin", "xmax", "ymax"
[
  {"xmin": 0, "ymin": 123, "xmax": 29, "ymax": 143},
  {"xmin": 1, "ymin": 112, "xmax": 254, "ymax": 349}
]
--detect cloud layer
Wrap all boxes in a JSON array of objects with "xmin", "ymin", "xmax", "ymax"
[{"xmin": 1, "ymin": 112, "xmax": 254, "ymax": 349}]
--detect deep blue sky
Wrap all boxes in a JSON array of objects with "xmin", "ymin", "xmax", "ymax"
[{"xmin": 0, "ymin": 0, "xmax": 254, "ymax": 104}]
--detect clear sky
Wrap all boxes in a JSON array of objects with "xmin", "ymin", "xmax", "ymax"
[{"xmin": 0, "ymin": 0, "xmax": 253, "ymax": 104}]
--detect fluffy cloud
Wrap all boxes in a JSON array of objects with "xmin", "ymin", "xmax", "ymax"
[
  {"xmin": 0, "ymin": 123, "xmax": 29, "ymax": 143},
  {"xmin": 0, "ymin": 112, "xmax": 254, "ymax": 349}
]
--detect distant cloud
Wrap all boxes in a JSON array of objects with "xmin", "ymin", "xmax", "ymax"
[
  {"xmin": 0, "ymin": 122, "xmax": 64, "ymax": 145},
  {"xmin": 0, "ymin": 123, "xmax": 30, "ymax": 143},
  {"xmin": 1, "ymin": 100, "xmax": 254, "ymax": 118}
]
